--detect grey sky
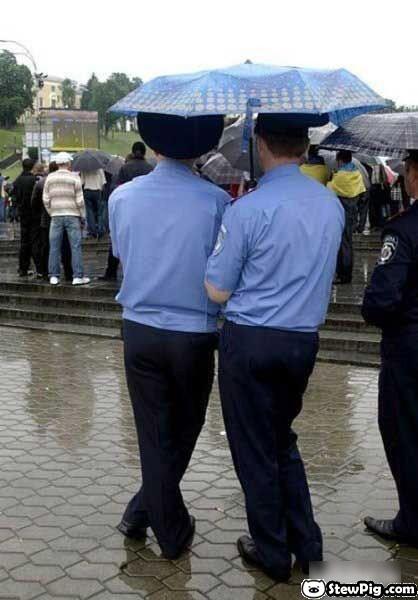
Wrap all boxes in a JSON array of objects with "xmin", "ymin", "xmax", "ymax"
[{"xmin": 3, "ymin": 0, "xmax": 417, "ymax": 106}]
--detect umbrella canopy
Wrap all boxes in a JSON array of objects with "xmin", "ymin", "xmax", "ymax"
[
  {"xmin": 110, "ymin": 63, "xmax": 386, "ymax": 125},
  {"xmin": 321, "ymin": 112, "xmax": 418, "ymax": 158},
  {"xmin": 104, "ymin": 156, "xmax": 125, "ymax": 177},
  {"xmin": 72, "ymin": 149, "xmax": 111, "ymax": 173},
  {"xmin": 200, "ymin": 152, "xmax": 249, "ymax": 185},
  {"xmin": 309, "ymin": 123, "xmax": 337, "ymax": 145}
]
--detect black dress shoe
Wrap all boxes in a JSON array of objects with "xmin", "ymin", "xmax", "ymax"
[
  {"xmin": 116, "ymin": 519, "xmax": 147, "ymax": 540},
  {"xmin": 237, "ymin": 535, "xmax": 290, "ymax": 582},
  {"xmin": 162, "ymin": 515, "xmax": 196, "ymax": 560},
  {"xmin": 364, "ymin": 517, "xmax": 404, "ymax": 542}
]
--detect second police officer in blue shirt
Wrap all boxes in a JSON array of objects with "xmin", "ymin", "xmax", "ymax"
[
  {"xmin": 205, "ymin": 114, "xmax": 344, "ymax": 581},
  {"xmin": 109, "ymin": 112, "xmax": 229, "ymax": 560}
]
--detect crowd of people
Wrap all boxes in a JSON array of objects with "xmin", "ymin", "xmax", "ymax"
[
  {"xmin": 1, "ymin": 130, "xmax": 409, "ymax": 292},
  {"xmin": 0, "ymin": 141, "xmax": 153, "ymax": 285}
]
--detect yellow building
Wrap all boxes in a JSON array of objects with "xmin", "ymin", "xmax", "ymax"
[{"xmin": 38, "ymin": 76, "xmax": 82, "ymax": 109}]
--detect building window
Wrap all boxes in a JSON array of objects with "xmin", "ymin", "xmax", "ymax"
[
  {"xmin": 51, "ymin": 85, "xmax": 56, "ymax": 92},
  {"xmin": 51, "ymin": 99, "xmax": 56, "ymax": 108}
]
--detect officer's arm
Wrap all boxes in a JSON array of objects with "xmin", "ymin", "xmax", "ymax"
[
  {"xmin": 205, "ymin": 206, "xmax": 248, "ymax": 304},
  {"xmin": 362, "ymin": 229, "xmax": 412, "ymax": 328},
  {"xmin": 205, "ymin": 281, "xmax": 231, "ymax": 304}
]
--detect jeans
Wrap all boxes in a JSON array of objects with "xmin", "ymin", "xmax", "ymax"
[
  {"xmin": 49, "ymin": 216, "xmax": 83, "ymax": 278},
  {"xmin": 0, "ymin": 198, "xmax": 5, "ymax": 222},
  {"xmin": 84, "ymin": 189, "xmax": 104, "ymax": 237},
  {"xmin": 40, "ymin": 226, "xmax": 73, "ymax": 279}
]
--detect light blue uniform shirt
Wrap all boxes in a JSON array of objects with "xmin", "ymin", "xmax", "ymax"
[
  {"xmin": 206, "ymin": 164, "xmax": 344, "ymax": 332},
  {"xmin": 109, "ymin": 159, "xmax": 229, "ymax": 333}
]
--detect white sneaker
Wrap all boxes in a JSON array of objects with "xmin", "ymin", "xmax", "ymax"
[
  {"xmin": 72, "ymin": 277, "xmax": 91, "ymax": 286},
  {"xmin": 50, "ymin": 276, "xmax": 59, "ymax": 286}
]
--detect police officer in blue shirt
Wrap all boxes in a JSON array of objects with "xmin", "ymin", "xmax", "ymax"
[
  {"xmin": 205, "ymin": 114, "xmax": 344, "ymax": 581},
  {"xmin": 109, "ymin": 112, "xmax": 228, "ymax": 559},
  {"xmin": 362, "ymin": 151, "xmax": 418, "ymax": 547}
]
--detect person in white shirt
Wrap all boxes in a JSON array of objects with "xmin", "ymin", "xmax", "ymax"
[
  {"xmin": 43, "ymin": 153, "xmax": 90, "ymax": 286},
  {"xmin": 80, "ymin": 168, "xmax": 106, "ymax": 239}
]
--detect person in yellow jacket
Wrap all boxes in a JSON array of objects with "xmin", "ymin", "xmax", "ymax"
[
  {"xmin": 328, "ymin": 150, "xmax": 366, "ymax": 284},
  {"xmin": 300, "ymin": 146, "xmax": 330, "ymax": 185}
]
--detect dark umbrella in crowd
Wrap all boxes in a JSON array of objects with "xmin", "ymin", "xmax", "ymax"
[
  {"xmin": 72, "ymin": 149, "xmax": 111, "ymax": 172},
  {"xmin": 104, "ymin": 156, "xmax": 125, "ymax": 177},
  {"xmin": 321, "ymin": 112, "xmax": 418, "ymax": 158},
  {"xmin": 201, "ymin": 152, "xmax": 249, "ymax": 185}
]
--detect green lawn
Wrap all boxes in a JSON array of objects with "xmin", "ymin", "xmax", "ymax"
[
  {"xmin": 0, "ymin": 126, "xmax": 24, "ymax": 161},
  {"xmin": 100, "ymin": 130, "xmax": 145, "ymax": 158},
  {"xmin": 2, "ymin": 162, "xmax": 21, "ymax": 181},
  {"xmin": 0, "ymin": 126, "xmax": 24, "ymax": 181},
  {"xmin": 0, "ymin": 127, "xmax": 147, "ymax": 182}
]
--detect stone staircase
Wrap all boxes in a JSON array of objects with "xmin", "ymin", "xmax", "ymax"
[{"xmin": 0, "ymin": 233, "xmax": 383, "ymax": 368}]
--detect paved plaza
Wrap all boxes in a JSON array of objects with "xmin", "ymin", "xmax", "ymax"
[{"xmin": 1, "ymin": 325, "xmax": 418, "ymax": 599}]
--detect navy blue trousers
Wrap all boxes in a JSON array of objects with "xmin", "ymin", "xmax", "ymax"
[
  {"xmin": 121, "ymin": 319, "xmax": 217, "ymax": 558},
  {"xmin": 219, "ymin": 321, "xmax": 323, "ymax": 576},
  {"xmin": 379, "ymin": 332, "xmax": 418, "ymax": 543}
]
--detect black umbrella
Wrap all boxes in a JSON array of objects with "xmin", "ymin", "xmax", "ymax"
[
  {"xmin": 104, "ymin": 156, "xmax": 125, "ymax": 177},
  {"xmin": 321, "ymin": 112, "xmax": 418, "ymax": 159},
  {"xmin": 72, "ymin": 149, "xmax": 111, "ymax": 172}
]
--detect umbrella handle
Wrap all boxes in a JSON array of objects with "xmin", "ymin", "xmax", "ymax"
[{"xmin": 249, "ymin": 137, "xmax": 257, "ymax": 188}]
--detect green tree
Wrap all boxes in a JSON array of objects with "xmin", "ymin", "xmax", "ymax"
[
  {"xmin": 81, "ymin": 72, "xmax": 142, "ymax": 136},
  {"xmin": 0, "ymin": 50, "xmax": 33, "ymax": 128},
  {"xmin": 81, "ymin": 73, "xmax": 100, "ymax": 110},
  {"xmin": 62, "ymin": 78, "xmax": 76, "ymax": 109}
]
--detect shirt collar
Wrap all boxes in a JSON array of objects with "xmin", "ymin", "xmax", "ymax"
[
  {"xmin": 154, "ymin": 159, "xmax": 194, "ymax": 176},
  {"xmin": 258, "ymin": 163, "xmax": 300, "ymax": 187}
]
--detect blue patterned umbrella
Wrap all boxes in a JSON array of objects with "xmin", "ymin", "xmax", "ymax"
[
  {"xmin": 320, "ymin": 112, "xmax": 418, "ymax": 158},
  {"xmin": 110, "ymin": 63, "xmax": 386, "ymax": 126}
]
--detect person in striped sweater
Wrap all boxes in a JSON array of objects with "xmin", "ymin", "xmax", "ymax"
[{"xmin": 43, "ymin": 152, "xmax": 90, "ymax": 286}]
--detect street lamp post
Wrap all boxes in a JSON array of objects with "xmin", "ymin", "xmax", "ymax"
[{"xmin": 0, "ymin": 40, "xmax": 47, "ymax": 161}]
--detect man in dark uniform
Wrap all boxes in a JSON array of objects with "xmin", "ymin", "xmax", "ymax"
[
  {"xmin": 362, "ymin": 150, "xmax": 418, "ymax": 546},
  {"xmin": 99, "ymin": 142, "xmax": 154, "ymax": 282},
  {"xmin": 13, "ymin": 158, "xmax": 37, "ymax": 276},
  {"xmin": 109, "ymin": 113, "xmax": 228, "ymax": 559},
  {"xmin": 205, "ymin": 114, "xmax": 344, "ymax": 581}
]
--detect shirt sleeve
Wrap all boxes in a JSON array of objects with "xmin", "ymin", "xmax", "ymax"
[
  {"xmin": 74, "ymin": 176, "xmax": 85, "ymax": 217},
  {"xmin": 205, "ymin": 203, "xmax": 248, "ymax": 293},
  {"xmin": 362, "ymin": 228, "xmax": 413, "ymax": 328},
  {"xmin": 108, "ymin": 192, "xmax": 119, "ymax": 258}
]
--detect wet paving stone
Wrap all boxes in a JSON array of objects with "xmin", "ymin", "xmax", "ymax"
[{"xmin": 0, "ymin": 325, "xmax": 410, "ymax": 598}]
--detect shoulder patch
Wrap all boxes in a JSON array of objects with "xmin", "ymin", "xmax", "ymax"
[
  {"xmin": 213, "ymin": 224, "xmax": 227, "ymax": 256},
  {"xmin": 377, "ymin": 234, "xmax": 398, "ymax": 265}
]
